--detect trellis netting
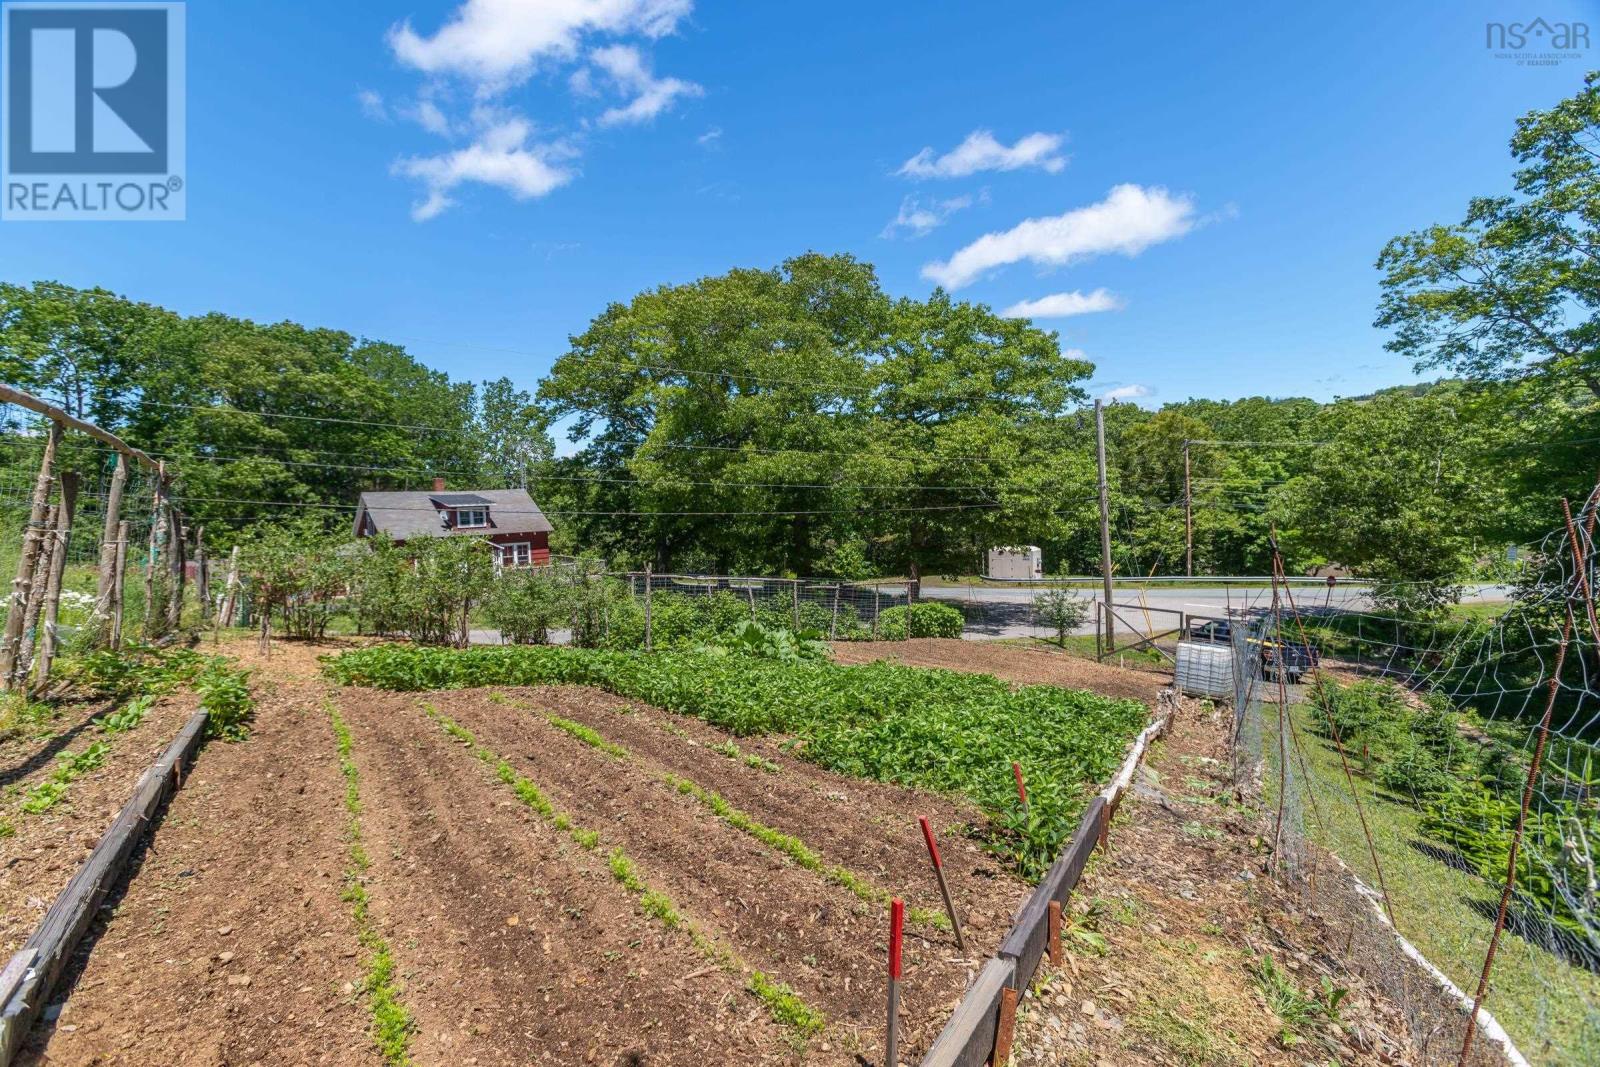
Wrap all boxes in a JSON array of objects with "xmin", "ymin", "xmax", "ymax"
[{"xmin": 1232, "ymin": 490, "xmax": 1600, "ymax": 1066}]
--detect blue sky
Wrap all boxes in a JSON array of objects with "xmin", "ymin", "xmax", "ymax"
[{"xmin": 3, "ymin": 0, "xmax": 1596, "ymax": 412}]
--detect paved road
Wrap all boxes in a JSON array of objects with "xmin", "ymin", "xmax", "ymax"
[{"xmin": 919, "ymin": 582, "xmax": 1510, "ymax": 639}]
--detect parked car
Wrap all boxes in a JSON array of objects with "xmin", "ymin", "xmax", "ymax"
[
  {"xmin": 1259, "ymin": 637, "xmax": 1320, "ymax": 682},
  {"xmin": 1187, "ymin": 617, "xmax": 1319, "ymax": 681},
  {"xmin": 1188, "ymin": 618, "xmax": 1234, "ymax": 644}
]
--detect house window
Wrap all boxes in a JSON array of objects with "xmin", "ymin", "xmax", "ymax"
[
  {"xmin": 499, "ymin": 542, "xmax": 531, "ymax": 567},
  {"xmin": 455, "ymin": 507, "xmax": 488, "ymax": 528}
]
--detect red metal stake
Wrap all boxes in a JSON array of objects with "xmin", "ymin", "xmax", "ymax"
[
  {"xmin": 1012, "ymin": 761, "xmax": 1028, "ymax": 810},
  {"xmin": 886, "ymin": 897, "xmax": 904, "ymax": 1067},
  {"xmin": 918, "ymin": 815, "xmax": 968, "ymax": 954}
]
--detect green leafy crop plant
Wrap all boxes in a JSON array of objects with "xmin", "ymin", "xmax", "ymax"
[{"xmin": 328, "ymin": 645, "xmax": 1149, "ymax": 879}]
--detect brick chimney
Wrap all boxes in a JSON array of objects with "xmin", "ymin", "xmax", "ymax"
[{"xmin": 432, "ymin": 476, "xmax": 446, "ymax": 492}]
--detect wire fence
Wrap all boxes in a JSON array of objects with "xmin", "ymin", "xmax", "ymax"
[{"xmin": 1228, "ymin": 495, "xmax": 1600, "ymax": 1066}]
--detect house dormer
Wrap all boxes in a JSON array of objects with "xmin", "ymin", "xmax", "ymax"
[{"xmin": 429, "ymin": 493, "xmax": 494, "ymax": 530}]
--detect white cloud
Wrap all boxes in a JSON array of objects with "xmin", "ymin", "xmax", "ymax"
[
  {"xmin": 1001, "ymin": 288, "xmax": 1125, "ymax": 319},
  {"xmin": 922, "ymin": 184, "xmax": 1196, "ymax": 289},
  {"xmin": 406, "ymin": 99, "xmax": 453, "ymax": 136},
  {"xmin": 1102, "ymin": 384, "xmax": 1151, "ymax": 402},
  {"xmin": 395, "ymin": 115, "xmax": 576, "ymax": 221},
  {"xmin": 881, "ymin": 194, "xmax": 973, "ymax": 239},
  {"xmin": 697, "ymin": 126, "xmax": 722, "ymax": 147},
  {"xmin": 388, "ymin": 0, "xmax": 692, "ymax": 91},
  {"xmin": 357, "ymin": 89, "xmax": 388, "ymax": 121},
  {"xmin": 898, "ymin": 130, "xmax": 1066, "ymax": 180},
  {"xmin": 585, "ymin": 44, "xmax": 702, "ymax": 126}
]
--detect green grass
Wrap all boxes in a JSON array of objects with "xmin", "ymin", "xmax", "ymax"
[
  {"xmin": 326, "ymin": 702, "xmax": 416, "ymax": 1066},
  {"xmin": 1247, "ymin": 952, "xmax": 1346, "ymax": 1048},
  {"xmin": 1276, "ymin": 702, "xmax": 1600, "ymax": 1064},
  {"xmin": 416, "ymin": 702, "xmax": 826, "ymax": 1043}
]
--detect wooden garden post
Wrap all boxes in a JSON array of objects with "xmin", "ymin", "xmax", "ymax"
[
  {"xmin": 110, "ymin": 520, "xmax": 129, "ymax": 649},
  {"xmin": 15, "ymin": 503, "xmax": 57, "ymax": 686},
  {"xmin": 164, "ymin": 507, "xmax": 185, "ymax": 633},
  {"xmin": 219, "ymin": 545, "xmax": 240, "ymax": 627},
  {"xmin": 194, "ymin": 525, "xmax": 209, "ymax": 623},
  {"xmin": 33, "ymin": 471, "xmax": 79, "ymax": 690},
  {"xmin": 791, "ymin": 579, "xmax": 800, "ymax": 629},
  {"xmin": 91, "ymin": 454, "xmax": 127, "ymax": 646},
  {"xmin": 143, "ymin": 464, "xmax": 166, "ymax": 636},
  {"xmin": 1, "ymin": 420, "xmax": 61, "ymax": 688}
]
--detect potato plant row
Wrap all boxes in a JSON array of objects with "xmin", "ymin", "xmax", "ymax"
[{"xmin": 325, "ymin": 645, "xmax": 1148, "ymax": 878}]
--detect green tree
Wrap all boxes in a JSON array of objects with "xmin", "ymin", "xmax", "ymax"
[
  {"xmin": 1273, "ymin": 387, "xmax": 1502, "ymax": 616},
  {"xmin": 1376, "ymin": 72, "xmax": 1600, "ymax": 528}
]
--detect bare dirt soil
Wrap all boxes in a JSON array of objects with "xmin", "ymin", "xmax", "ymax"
[
  {"xmin": 337, "ymin": 687, "xmax": 797, "ymax": 1066},
  {"xmin": 482, "ymin": 684, "xmax": 1021, "ymax": 949},
  {"xmin": 830, "ymin": 639, "xmax": 1167, "ymax": 703},
  {"xmin": 14, "ymin": 634, "xmax": 1047, "ymax": 1066},
  {"xmin": 20, "ymin": 681, "xmax": 382, "ymax": 1067},
  {"xmin": 382, "ymin": 685, "xmax": 1022, "ymax": 1063},
  {"xmin": 1, "ymin": 693, "xmax": 198, "ymax": 960}
]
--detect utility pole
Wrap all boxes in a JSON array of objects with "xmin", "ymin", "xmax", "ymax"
[
  {"xmin": 1095, "ymin": 400, "xmax": 1115, "ymax": 650},
  {"xmin": 1183, "ymin": 440, "xmax": 1193, "ymax": 578}
]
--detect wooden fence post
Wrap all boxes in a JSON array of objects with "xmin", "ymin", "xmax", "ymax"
[
  {"xmin": 143, "ymin": 465, "xmax": 166, "ymax": 637},
  {"xmin": 110, "ymin": 520, "xmax": 129, "ymax": 649},
  {"xmin": 14, "ymin": 503, "xmax": 57, "ymax": 687},
  {"xmin": 194, "ymin": 525, "xmax": 209, "ymax": 623},
  {"xmin": 829, "ymin": 584, "xmax": 840, "ymax": 640},
  {"xmin": 90, "ymin": 454, "xmax": 127, "ymax": 647},
  {"xmin": 873, "ymin": 583, "xmax": 880, "ymax": 640},
  {"xmin": 1, "ymin": 421, "xmax": 61, "ymax": 688},
  {"xmin": 219, "ymin": 545, "xmax": 240, "ymax": 627},
  {"xmin": 33, "ymin": 472, "xmax": 78, "ymax": 691},
  {"xmin": 164, "ymin": 507, "xmax": 185, "ymax": 634},
  {"xmin": 791, "ymin": 579, "xmax": 800, "ymax": 630}
]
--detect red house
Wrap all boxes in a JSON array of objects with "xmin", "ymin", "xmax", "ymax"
[{"xmin": 353, "ymin": 478, "xmax": 553, "ymax": 567}]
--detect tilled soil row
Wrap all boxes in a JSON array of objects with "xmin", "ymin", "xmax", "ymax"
[
  {"xmin": 830, "ymin": 638, "xmax": 1168, "ymax": 704},
  {"xmin": 21, "ymin": 683, "xmax": 381, "ymax": 1067},
  {"xmin": 429, "ymin": 687, "xmax": 997, "ymax": 1062},
  {"xmin": 1, "ymin": 694, "xmax": 200, "ymax": 959},
  {"xmin": 484, "ymin": 685, "xmax": 1024, "ymax": 951},
  {"xmin": 337, "ymin": 686, "xmax": 798, "ymax": 1066}
]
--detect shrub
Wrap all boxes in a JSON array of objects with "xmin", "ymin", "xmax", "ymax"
[
  {"xmin": 876, "ymin": 601, "xmax": 965, "ymax": 640},
  {"xmin": 1032, "ymin": 589, "xmax": 1090, "ymax": 646}
]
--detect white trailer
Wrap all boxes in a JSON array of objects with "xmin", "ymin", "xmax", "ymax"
[{"xmin": 986, "ymin": 546, "xmax": 1043, "ymax": 580}]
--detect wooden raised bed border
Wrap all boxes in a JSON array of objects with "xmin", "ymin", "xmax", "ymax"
[
  {"xmin": 0, "ymin": 710, "xmax": 208, "ymax": 1066},
  {"xmin": 919, "ymin": 698, "xmax": 1174, "ymax": 1067}
]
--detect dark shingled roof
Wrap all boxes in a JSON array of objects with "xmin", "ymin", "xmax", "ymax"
[{"xmin": 353, "ymin": 488, "xmax": 553, "ymax": 540}]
